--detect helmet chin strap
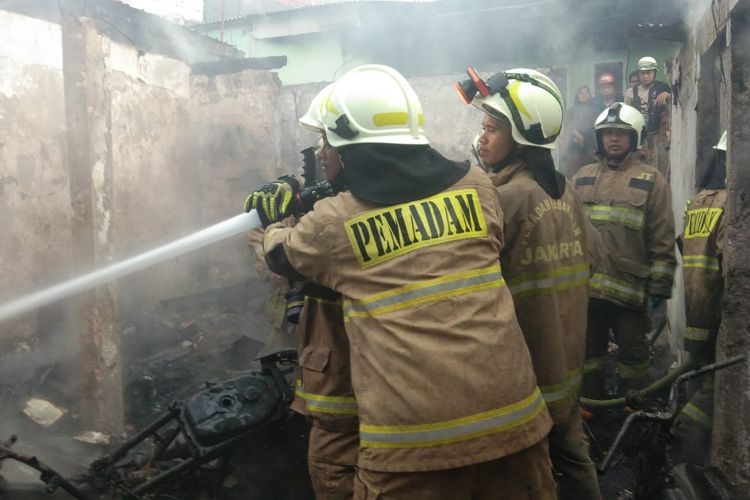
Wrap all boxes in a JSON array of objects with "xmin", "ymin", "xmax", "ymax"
[{"xmin": 605, "ymin": 150, "xmax": 631, "ymax": 167}]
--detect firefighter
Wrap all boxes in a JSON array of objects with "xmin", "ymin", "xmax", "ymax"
[
  {"xmin": 291, "ymin": 84, "xmax": 359, "ymax": 499},
  {"xmin": 247, "ymin": 64, "xmax": 555, "ymax": 499},
  {"xmin": 459, "ymin": 68, "xmax": 601, "ymax": 500},
  {"xmin": 572, "ymin": 102, "xmax": 676, "ymax": 396},
  {"xmin": 671, "ymin": 131, "xmax": 728, "ymax": 465}
]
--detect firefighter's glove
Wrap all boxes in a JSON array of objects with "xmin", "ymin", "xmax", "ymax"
[
  {"xmin": 244, "ymin": 176, "xmax": 301, "ymax": 227},
  {"xmin": 647, "ymin": 295, "xmax": 668, "ymax": 331}
]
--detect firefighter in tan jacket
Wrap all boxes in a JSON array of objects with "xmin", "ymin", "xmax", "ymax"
[
  {"xmin": 457, "ymin": 68, "xmax": 601, "ymax": 500},
  {"xmin": 671, "ymin": 131, "xmax": 727, "ymax": 465},
  {"xmin": 293, "ymin": 86, "xmax": 359, "ymax": 499},
  {"xmin": 247, "ymin": 65, "xmax": 555, "ymax": 499},
  {"xmin": 572, "ymin": 103, "xmax": 676, "ymax": 395}
]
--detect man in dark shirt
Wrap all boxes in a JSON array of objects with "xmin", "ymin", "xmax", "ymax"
[{"xmin": 625, "ymin": 56, "xmax": 671, "ymax": 173}]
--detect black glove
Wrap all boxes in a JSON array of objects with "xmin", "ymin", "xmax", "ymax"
[{"xmin": 244, "ymin": 176, "xmax": 301, "ymax": 226}]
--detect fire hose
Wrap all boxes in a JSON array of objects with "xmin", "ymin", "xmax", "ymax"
[
  {"xmin": 0, "ymin": 181, "xmax": 333, "ymax": 324},
  {"xmin": 581, "ymin": 353, "xmax": 694, "ymax": 408},
  {"xmin": 581, "ymin": 318, "xmax": 688, "ymax": 408}
]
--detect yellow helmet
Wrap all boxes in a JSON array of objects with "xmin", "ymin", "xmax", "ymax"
[{"xmin": 320, "ymin": 64, "xmax": 428, "ymax": 148}]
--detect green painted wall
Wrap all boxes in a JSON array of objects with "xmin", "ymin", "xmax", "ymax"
[
  {"xmin": 247, "ymin": 34, "xmax": 347, "ymax": 84},
  {"xmin": 564, "ymin": 38, "xmax": 682, "ymax": 105},
  {"xmin": 204, "ymin": 28, "xmax": 348, "ymax": 84},
  {"xmin": 203, "ymin": 24, "xmax": 682, "ymax": 96}
]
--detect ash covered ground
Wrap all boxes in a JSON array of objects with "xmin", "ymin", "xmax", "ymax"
[{"xmin": 0, "ymin": 282, "xmax": 314, "ymax": 499}]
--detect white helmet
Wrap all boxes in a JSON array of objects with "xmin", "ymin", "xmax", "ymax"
[
  {"xmin": 320, "ymin": 64, "xmax": 428, "ymax": 148},
  {"xmin": 459, "ymin": 68, "xmax": 564, "ymax": 150},
  {"xmin": 637, "ymin": 56, "xmax": 658, "ymax": 72},
  {"xmin": 714, "ymin": 130, "xmax": 727, "ymax": 151},
  {"xmin": 594, "ymin": 102, "xmax": 645, "ymax": 152},
  {"xmin": 299, "ymin": 83, "xmax": 336, "ymax": 132}
]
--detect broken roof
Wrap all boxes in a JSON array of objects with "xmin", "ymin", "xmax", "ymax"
[{"xmin": 0, "ymin": 0, "xmax": 243, "ymax": 63}]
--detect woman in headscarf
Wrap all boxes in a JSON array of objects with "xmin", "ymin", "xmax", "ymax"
[{"xmin": 561, "ymin": 85, "xmax": 598, "ymax": 178}]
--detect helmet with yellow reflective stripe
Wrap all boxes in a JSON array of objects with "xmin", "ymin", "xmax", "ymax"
[
  {"xmin": 299, "ymin": 83, "xmax": 336, "ymax": 132},
  {"xmin": 594, "ymin": 102, "xmax": 645, "ymax": 152},
  {"xmin": 460, "ymin": 68, "xmax": 564, "ymax": 150},
  {"xmin": 320, "ymin": 64, "xmax": 428, "ymax": 148}
]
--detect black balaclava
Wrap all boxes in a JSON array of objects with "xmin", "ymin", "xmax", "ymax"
[
  {"xmin": 521, "ymin": 147, "xmax": 567, "ymax": 199},
  {"xmin": 489, "ymin": 144, "xmax": 522, "ymax": 172},
  {"xmin": 338, "ymin": 143, "xmax": 470, "ymax": 205},
  {"xmin": 329, "ymin": 167, "xmax": 347, "ymax": 194},
  {"xmin": 700, "ymin": 150, "xmax": 727, "ymax": 189},
  {"xmin": 489, "ymin": 145, "xmax": 566, "ymax": 199}
]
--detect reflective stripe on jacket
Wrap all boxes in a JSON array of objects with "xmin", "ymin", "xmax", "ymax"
[
  {"xmin": 291, "ymin": 295, "xmax": 359, "ymax": 433},
  {"xmin": 490, "ymin": 162, "xmax": 590, "ymax": 423},
  {"xmin": 572, "ymin": 154, "xmax": 676, "ymax": 309},
  {"xmin": 682, "ymin": 189, "xmax": 725, "ymax": 355},
  {"xmin": 264, "ymin": 165, "xmax": 551, "ymax": 472}
]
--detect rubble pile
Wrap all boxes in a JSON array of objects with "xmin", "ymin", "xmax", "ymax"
[{"xmin": 0, "ymin": 283, "xmax": 313, "ymax": 499}]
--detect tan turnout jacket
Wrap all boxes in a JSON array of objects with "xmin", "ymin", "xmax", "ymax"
[
  {"xmin": 490, "ymin": 162, "xmax": 590, "ymax": 424},
  {"xmin": 573, "ymin": 154, "xmax": 676, "ymax": 309},
  {"xmin": 682, "ymin": 188, "xmax": 726, "ymax": 353},
  {"xmin": 264, "ymin": 166, "xmax": 550, "ymax": 472},
  {"xmin": 291, "ymin": 293, "xmax": 359, "ymax": 432}
]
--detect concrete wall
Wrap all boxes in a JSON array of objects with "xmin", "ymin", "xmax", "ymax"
[
  {"xmin": 183, "ymin": 69, "xmax": 290, "ymax": 297},
  {"xmin": 0, "ymin": 7, "xmax": 699, "ymax": 341},
  {"xmin": 0, "ymin": 10, "xmax": 295, "ymax": 334},
  {"xmin": 106, "ymin": 43, "xmax": 298, "ymax": 316},
  {"xmin": 107, "ymin": 41, "xmax": 195, "ymax": 313},
  {"xmin": 668, "ymin": 0, "xmax": 750, "ymax": 494},
  {"xmin": 0, "ymin": 12, "xmax": 71, "ymax": 341},
  {"xmin": 713, "ymin": 1, "xmax": 750, "ymax": 493},
  {"xmin": 667, "ymin": 0, "xmax": 731, "ymax": 355},
  {"xmin": 666, "ymin": 28, "xmax": 700, "ymax": 355}
]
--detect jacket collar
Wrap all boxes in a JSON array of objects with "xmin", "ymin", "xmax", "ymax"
[
  {"xmin": 488, "ymin": 160, "xmax": 527, "ymax": 187},
  {"xmin": 597, "ymin": 151, "xmax": 639, "ymax": 171}
]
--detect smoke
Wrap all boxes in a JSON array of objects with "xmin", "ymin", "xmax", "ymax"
[
  {"xmin": 0, "ymin": 5, "xmax": 285, "ymax": 494},
  {"xmin": 676, "ymin": 0, "xmax": 713, "ymax": 26},
  {"xmin": 0, "ymin": 0, "xmax": 722, "ymax": 494}
]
